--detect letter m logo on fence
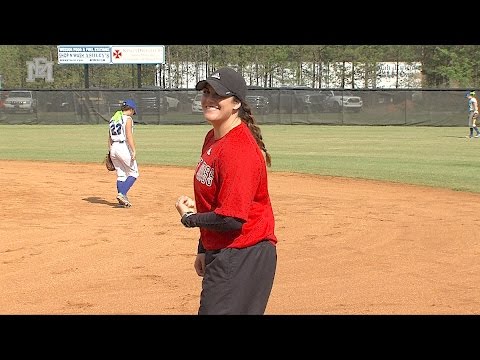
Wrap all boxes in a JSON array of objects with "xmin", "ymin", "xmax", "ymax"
[{"xmin": 26, "ymin": 57, "xmax": 54, "ymax": 82}]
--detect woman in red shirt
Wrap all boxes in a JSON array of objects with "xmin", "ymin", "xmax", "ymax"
[{"xmin": 175, "ymin": 67, "xmax": 277, "ymax": 315}]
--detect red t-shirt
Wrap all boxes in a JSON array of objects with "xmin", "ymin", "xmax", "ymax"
[{"xmin": 193, "ymin": 122, "xmax": 277, "ymax": 251}]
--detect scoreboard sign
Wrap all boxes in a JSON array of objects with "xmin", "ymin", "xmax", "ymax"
[{"xmin": 57, "ymin": 45, "xmax": 165, "ymax": 64}]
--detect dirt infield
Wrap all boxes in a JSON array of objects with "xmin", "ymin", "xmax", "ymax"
[{"xmin": 1, "ymin": 160, "xmax": 480, "ymax": 315}]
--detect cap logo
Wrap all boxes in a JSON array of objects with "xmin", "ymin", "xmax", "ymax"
[{"xmin": 211, "ymin": 72, "xmax": 221, "ymax": 80}]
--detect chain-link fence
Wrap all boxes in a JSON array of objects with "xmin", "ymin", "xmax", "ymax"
[{"xmin": 0, "ymin": 88, "xmax": 470, "ymax": 126}]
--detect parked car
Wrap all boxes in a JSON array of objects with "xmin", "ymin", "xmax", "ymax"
[
  {"xmin": 105, "ymin": 91, "xmax": 135, "ymax": 113},
  {"xmin": 44, "ymin": 92, "xmax": 75, "ymax": 112},
  {"xmin": 297, "ymin": 93, "xmax": 327, "ymax": 113},
  {"xmin": 324, "ymin": 90, "xmax": 363, "ymax": 112},
  {"xmin": 165, "ymin": 96, "xmax": 180, "ymax": 111},
  {"xmin": 271, "ymin": 88, "xmax": 326, "ymax": 114},
  {"xmin": 245, "ymin": 95, "xmax": 270, "ymax": 115},
  {"xmin": 245, "ymin": 86, "xmax": 271, "ymax": 115},
  {"xmin": 138, "ymin": 90, "xmax": 168, "ymax": 115},
  {"xmin": 191, "ymin": 93, "xmax": 203, "ymax": 114},
  {"xmin": 74, "ymin": 93, "xmax": 109, "ymax": 115},
  {"xmin": 4, "ymin": 90, "xmax": 37, "ymax": 113}
]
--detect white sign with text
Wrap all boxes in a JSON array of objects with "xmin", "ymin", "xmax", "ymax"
[
  {"xmin": 110, "ymin": 46, "xmax": 165, "ymax": 64},
  {"xmin": 57, "ymin": 45, "xmax": 165, "ymax": 64},
  {"xmin": 57, "ymin": 46, "xmax": 111, "ymax": 64}
]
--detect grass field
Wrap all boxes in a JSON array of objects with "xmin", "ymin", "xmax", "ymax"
[{"xmin": 1, "ymin": 124, "xmax": 479, "ymax": 193}]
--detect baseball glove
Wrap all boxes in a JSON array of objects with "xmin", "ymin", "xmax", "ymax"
[{"xmin": 104, "ymin": 151, "xmax": 115, "ymax": 171}]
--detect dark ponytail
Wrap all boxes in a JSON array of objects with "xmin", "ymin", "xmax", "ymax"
[{"xmin": 238, "ymin": 102, "xmax": 271, "ymax": 167}]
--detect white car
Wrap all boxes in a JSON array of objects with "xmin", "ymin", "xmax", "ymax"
[
  {"xmin": 191, "ymin": 93, "xmax": 203, "ymax": 114},
  {"xmin": 4, "ymin": 91, "xmax": 37, "ymax": 113},
  {"xmin": 165, "ymin": 96, "xmax": 180, "ymax": 111},
  {"xmin": 324, "ymin": 90, "xmax": 363, "ymax": 112}
]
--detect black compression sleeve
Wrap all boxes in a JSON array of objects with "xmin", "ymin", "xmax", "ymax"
[
  {"xmin": 181, "ymin": 211, "xmax": 243, "ymax": 231},
  {"xmin": 197, "ymin": 239, "xmax": 206, "ymax": 254}
]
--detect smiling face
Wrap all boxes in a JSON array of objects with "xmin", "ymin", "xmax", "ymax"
[{"xmin": 200, "ymin": 84, "xmax": 241, "ymax": 125}]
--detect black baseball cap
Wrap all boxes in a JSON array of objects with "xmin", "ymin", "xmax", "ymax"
[{"xmin": 195, "ymin": 67, "xmax": 247, "ymax": 102}]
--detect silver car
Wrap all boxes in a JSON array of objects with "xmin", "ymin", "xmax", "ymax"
[
  {"xmin": 4, "ymin": 91, "xmax": 37, "ymax": 113},
  {"xmin": 324, "ymin": 91, "xmax": 363, "ymax": 112}
]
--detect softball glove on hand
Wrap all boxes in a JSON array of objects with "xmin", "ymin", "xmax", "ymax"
[{"xmin": 104, "ymin": 151, "xmax": 115, "ymax": 171}]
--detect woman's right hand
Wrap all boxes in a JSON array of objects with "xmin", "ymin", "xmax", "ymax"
[
  {"xmin": 194, "ymin": 253, "xmax": 206, "ymax": 277},
  {"xmin": 175, "ymin": 195, "xmax": 196, "ymax": 216}
]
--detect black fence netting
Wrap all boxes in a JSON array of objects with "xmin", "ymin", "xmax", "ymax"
[{"xmin": 0, "ymin": 88, "xmax": 471, "ymax": 126}]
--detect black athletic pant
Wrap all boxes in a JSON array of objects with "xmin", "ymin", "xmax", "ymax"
[{"xmin": 198, "ymin": 240, "xmax": 277, "ymax": 315}]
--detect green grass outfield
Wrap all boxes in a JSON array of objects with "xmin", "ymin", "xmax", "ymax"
[{"xmin": 1, "ymin": 124, "xmax": 479, "ymax": 193}]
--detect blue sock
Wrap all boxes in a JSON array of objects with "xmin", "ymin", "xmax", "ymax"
[
  {"xmin": 117, "ymin": 180, "xmax": 125, "ymax": 194},
  {"xmin": 123, "ymin": 176, "xmax": 137, "ymax": 195}
]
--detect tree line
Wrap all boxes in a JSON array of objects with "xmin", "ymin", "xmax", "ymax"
[{"xmin": 0, "ymin": 45, "xmax": 478, "ymax": 90}]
